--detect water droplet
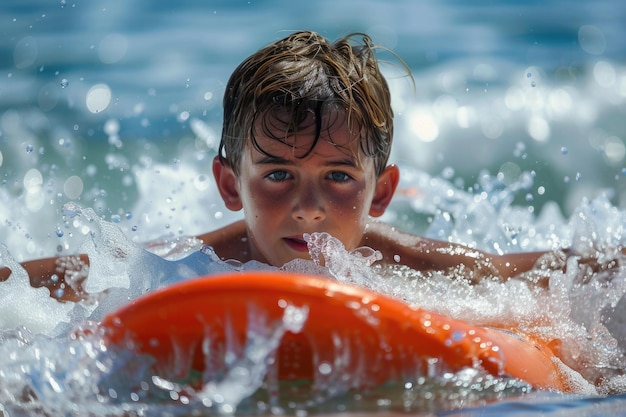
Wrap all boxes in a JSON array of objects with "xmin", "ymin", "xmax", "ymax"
[
  {"xmin": 55, "ymin": 227, "xmax": 64, "ymax": 237},
  {"xmin": 178, "ymin": 111, "xmax": 190, "ymax": 122},
  {"xmin": 531, "ymin": 81, "xmax": 536, "ymax": 87},
  {"xmin": 318, "ymin": 362, "xmax": 332, "ymax": 375},
  {"xmin": 441, "ymin": 166, "xmax": 455, "ymax": 179},
  {"xmin": 86, "ymin": 83, "xmax": 112, "ymax": 113},
  {"xmin": 58, "ymin": 137, "xmax": 72, "ymax": 148},
  {"xmin": 527, "ymin": 72, "xmax": 532, "ymax": 78},
  {"xmin": 104, "ymin": 119, "xmax": 119, "ymax": 136},
  {"xmin": 561, "ymin": 147, "xmax": 568, "ymax": 155},
  {"xmin": 60, "ymin": 78, "xmax": 69, "ymax": 88},
  {"xmin": 63, "ymin": 202, "xmax": 82, "ymax": 218}
]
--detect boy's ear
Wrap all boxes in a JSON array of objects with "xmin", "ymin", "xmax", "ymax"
[
  {"xmin": 369, "ymin": 164, "xmax": 400, "ymax": 217},
  {"xmin": 212, "ymin": 156, "xmax": 243, "ymax": 211}
]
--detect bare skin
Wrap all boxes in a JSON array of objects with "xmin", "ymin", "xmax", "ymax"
[
  {"xmin": 0, "ymin": 254, "xmax": 90, "ymax": 302},
  {"xmin": 196, "ymin": 218, "xmax": 548, "ymax": 279}
]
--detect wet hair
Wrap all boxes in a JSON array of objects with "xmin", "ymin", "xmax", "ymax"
[{"xmin": 218, "ymin": 31, "xmax": 400, "ymax": 176}]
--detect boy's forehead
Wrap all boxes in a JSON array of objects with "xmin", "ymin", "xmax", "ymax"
[
  {"xmin": 253, "ymin": 109, "xmax": 362, "ymax": 151},
  {"xmin": 249, "ymin": 135, "xmax": 353, "ymax": 160},
  {"xmin": 262, "ymin": 105, "xmax": 349, "ymax": 133}
]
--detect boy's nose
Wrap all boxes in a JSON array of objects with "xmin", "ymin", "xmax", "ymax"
[{"xmin": 292, "ymin": 185, "xmax": 326, "ymax": 223}]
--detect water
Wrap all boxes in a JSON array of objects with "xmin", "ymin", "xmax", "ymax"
[{"xmin": 1, "ymin": 0, "xmax": 626, "ymax": 415}]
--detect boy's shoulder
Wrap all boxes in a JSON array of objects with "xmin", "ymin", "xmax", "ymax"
[{"xmin": 197, "ymin": 220, "xmax": 251, "ymax": 262}]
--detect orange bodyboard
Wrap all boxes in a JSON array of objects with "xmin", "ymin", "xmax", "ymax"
[{"xmin": 100, "ymin": 272, "xmax": 569, "ymax": 392}]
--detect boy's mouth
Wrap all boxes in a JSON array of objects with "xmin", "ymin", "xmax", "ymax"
[{"xmin": 283, "ymin": 236, "xmax": 309, "ymax": 252}]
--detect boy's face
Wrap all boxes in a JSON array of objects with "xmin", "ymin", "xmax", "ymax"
[{"xmin": 213, "ymin": 116, "xmax": 398, "ymax": 267}]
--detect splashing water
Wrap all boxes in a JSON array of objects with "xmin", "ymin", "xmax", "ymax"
[
  {"xmin": 304, "ymin": 231, "xmax": 383, "ymax": 285},
  {"xmin": 300, "ymin": 193, "xmax": 626, "ymax": 397},
  {"xmin": 2, "ymin": 166, "xmax": 626, "ymax": 414}
]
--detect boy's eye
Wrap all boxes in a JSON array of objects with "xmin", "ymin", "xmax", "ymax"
[
  {"xmin": 266, "ymin": 170, "xmax": 291, "ymax": 181},
  {"xmin": 327, "ymin": 171, "xmax": 351, "ymax": 182}
]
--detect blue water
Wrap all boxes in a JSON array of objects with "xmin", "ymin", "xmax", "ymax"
[{"xmin": 1, "ymin": 0, "xmax": 626, "ymax": 415}]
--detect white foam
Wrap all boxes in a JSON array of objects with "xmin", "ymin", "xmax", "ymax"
[{"xmin": 0, "ymin": 247, "xmax": 74, "ymax": 335}]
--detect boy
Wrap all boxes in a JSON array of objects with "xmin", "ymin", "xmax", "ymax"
[
  {"xmin": 196, "ymin": 30, "xmax": 548, "ymax": 278},
  {"xmin": 0, "ymin": 31, "xmax": 573, "ymax": 301}
]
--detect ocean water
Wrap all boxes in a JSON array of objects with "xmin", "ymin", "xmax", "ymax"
[{"xmin": 1, "ymin": 0, "xmax": 626, "ymax": 415}]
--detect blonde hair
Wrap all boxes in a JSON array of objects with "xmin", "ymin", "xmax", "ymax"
[{"xmin": 218, "ymin": 31, "xmax": 398, "ymax": 176}]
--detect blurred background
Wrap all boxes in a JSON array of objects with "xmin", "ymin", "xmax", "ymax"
[{"xmin": 1, "ymin": 0, "xmax": 625, "ymax": 258}]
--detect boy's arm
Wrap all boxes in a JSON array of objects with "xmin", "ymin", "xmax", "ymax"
[
  {"xmin": 0, "ymin": 220, "xmax": 249, "ymax": 303},
  {"xmin": 362, "ymin": 221, "xmax": 546, "ymax": 280},
  {"xmin": 0, "ymin": 254, "xmax": 90, "ymax": 302}
]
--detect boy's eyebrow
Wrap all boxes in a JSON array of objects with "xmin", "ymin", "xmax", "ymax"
[{"xmin": 253, "ymin": 155, "xmax": 291, "ymax": 165}]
